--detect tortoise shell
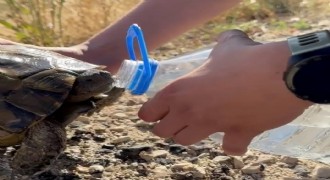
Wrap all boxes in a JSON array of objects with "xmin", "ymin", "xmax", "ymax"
[{"xmin": 0, "ymin": 45, "xmax": 114, "ymax": 145}]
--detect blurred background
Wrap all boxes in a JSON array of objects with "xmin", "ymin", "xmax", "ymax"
[{"xmin": 0, "ymin": 0, "xmax": 329, "ymax": 59}]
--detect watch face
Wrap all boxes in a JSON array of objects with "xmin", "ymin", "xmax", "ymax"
[{"xmin": 288, "ymin": 55, "xmax": 330, "ymax": 103}]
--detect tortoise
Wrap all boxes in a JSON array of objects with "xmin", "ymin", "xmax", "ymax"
[{"xmin": 0, "ymin": 45, "xmax": 124, "ymax": 175}]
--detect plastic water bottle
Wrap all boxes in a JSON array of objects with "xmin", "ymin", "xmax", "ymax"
[
  {"xmin": 114, "ymin": 24, "xmax": 212, "ymax": 96},
  {"xmin": 116, "ymin": 24, "xmax": 330, "ymax": 164},
  {"xmin": 114, "ymin": 48, "xmax": 212, "ymax": 97}
]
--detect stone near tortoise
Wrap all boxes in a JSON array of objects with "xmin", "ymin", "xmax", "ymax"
[{"xmin": 0, "ymin": 45, "xmax": 124, "ymax": 175}]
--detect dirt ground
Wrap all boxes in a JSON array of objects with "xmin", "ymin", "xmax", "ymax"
[{"xmin": 1, "ymin": 1, "xmax": 330, "ymax": 180}]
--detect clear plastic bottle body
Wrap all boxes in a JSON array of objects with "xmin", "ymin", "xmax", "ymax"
[
  {"xmin": 114, "ymin": 47, "xmax": 212, "ymax": 96},
  {"xmin": 146, "ymin": 48, "xmax": 212, "ymax": 97},
  {"xmin": 114, "ymin": 47, "xmax": 330, "ymax": 164}
]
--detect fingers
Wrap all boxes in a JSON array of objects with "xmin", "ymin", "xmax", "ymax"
[
  {"xmin": 222, "ymin": 131, "xmax": 257, "ymax": 156},
  {"xmin": 152, "ymin": 112, "xmax": 187, "ymax": 138},
  {"xmin": 138, "ymin": 92, "xmax": 170, "ymax": 122},
  {"xmin": 172, "ymin": 124, "xmax": 216, "ymax": 146}
]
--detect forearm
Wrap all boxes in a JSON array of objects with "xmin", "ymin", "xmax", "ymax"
[{"xmin": 75, "ymin": 0, "xmax": 241, "ymax": 73}]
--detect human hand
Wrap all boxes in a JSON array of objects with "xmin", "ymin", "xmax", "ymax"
[
  {"xmin": 0, "ymin": 38, "xmax": 120, "ymax": 73},
  {"xmin": 0, "ymin": 37, "xmax": 87, "ymax": 62},
  {"xmin": 138, "ymin": 30, "xmax": 312, "ymax": 155}
]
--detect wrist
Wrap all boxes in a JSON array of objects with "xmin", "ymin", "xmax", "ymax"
[{"xmin": 253, "ymin": 41, "xmax": 313, "ymax": 107}]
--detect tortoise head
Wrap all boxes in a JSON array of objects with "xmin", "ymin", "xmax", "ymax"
[{"xmin": 67, "ymin": 69, "xmax": 114, "ymax": 102}]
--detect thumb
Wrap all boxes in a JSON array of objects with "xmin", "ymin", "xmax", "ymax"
[
  {"xmin": 217, "ymin": 29, "xmax": 261, "ymax": 46},
  {"xmin": 221, "ymin": 131, "xmax": 257, "ymax": 156}
]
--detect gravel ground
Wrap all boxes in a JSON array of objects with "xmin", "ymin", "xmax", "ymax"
[
  {"xmin": 2, "ymin": 12, "xmax": 330, "ymax": 180},
  {"xmin": 1, "ymin": 93, "xmax": 330, "ymax": 180}
]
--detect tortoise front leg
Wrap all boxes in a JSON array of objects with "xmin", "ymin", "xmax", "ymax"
[{"xmin": 10, "ymin": 120, "xmax": 66, "ymax": 176}]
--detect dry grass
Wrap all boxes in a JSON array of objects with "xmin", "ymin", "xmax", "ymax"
[
  {"xmin": 0, "ymin": 0, "xmax": 141, "ymax": 46},
  {"xmin": 60, "ymin": 0, "xmax": 141, "ymax": 45},
  {"xmin": 0, "ymin": 0, "xmax": 329, "ymax": 47}
]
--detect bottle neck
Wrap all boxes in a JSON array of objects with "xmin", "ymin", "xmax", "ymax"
[
  {"xmin": 114, "ymin": 60, "xmax": 140, "ymax": 89},
  {"xmin": 114, "ymin": 59, "xmax": 159, "ymax": 95}
]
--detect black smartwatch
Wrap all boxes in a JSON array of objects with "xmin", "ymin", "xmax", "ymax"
[{"xmin": 284, "ymin": 30, "xmax": 330, "ymax": 104}]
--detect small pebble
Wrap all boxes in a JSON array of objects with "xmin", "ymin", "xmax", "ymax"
[
  {"xmin": 111, "ymin": 136, "xmax": 131, "ymax": 144},
  {"xmin": 139, "ymin": 150, "xmax": 169, "ymax": 162},
  {"xmin": 113, "ymin": 113, "xmax": 128, "ymax": 119},
  {"xmin": 294, "ymin": 165, "xmax": 310, "ymax": 177},
  {"xmin": 171, "ymin": 163, "xmax": 206, "ymax": 178},
  {"xmin": 89, "ymin": 165, "xmax": 105, "ymax": 174},
  {"xmin": 76, "ymin": 166, "xmax": 89, "ymax": 173},
  {"xmin": 257, "ymin": 155, "xmax": 275, "ymax": 164},
  {"xmin": 150, "ymin": 166, "xmax": 170, "ymax": 178},
  {"xmin": 109, "ymin": 126, "xmax": 125, "ymax": 132},
  {"xmin": 212, "ymin": 156, "xmax": 231, "ymax": 164},
  {"xmin": 241, "ymin": 164, "xmax": 262, "ymax": 174},
  {"xmin": 312, "ymin": 165, "xmax": 330, "ymax": 178},
  {"xmin": 280, "ymin": 156, "xmax": 298, "ymax": 166},
  {"xmin": 232, "ymin": 156, "xmax": 245, "ymax": 169}
]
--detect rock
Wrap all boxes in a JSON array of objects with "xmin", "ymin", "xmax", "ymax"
[
  {"xmin": 109, "ymin": 126, "xmax": 125, "ymax": 132},
  {"xmin": 169, "ymin": 145, "xmax": 187, "ymax": 154},
  {"xmin": 89, "ymin": 165, "xmax": 105, "ymax": 174},
  {"xmin": 211, "ymin": 165, "xmax": 234, "ymax": 180},
  {"xmin": 150, "ymin": 166, "xmax": 170, "ymax": 178},
  {"xmin": 198, "ymin": 153, "xmax": 209, "ymax": 158},
  {"xmin": 276, "ymin": 162, "xmax": 290, "ymax": 168},
  {"xmin": 69, "ymin": 146, "xmax": 81, "ymax": 154},
  {"xmin": 212, "ymin": 156, "xmax": 231, "ymax": 164},
  {"xmin": 294, "ymin": 165, "xmax": 310, "ymax": 177},
  {"xmin": 97, "ymin": 148, "xmax": 112, "ymax": 154},
  {"xmin": 126, "ymin": 99, "xmax": 138, "ymax": 106},
  {"xmin": 113, "ymin": 113, "xmax": 128, "ymax": 119},
  {"xmin": 94, "ymin": 125, "xmax": 107, "ymax": 134},
  {"xmin": 104, "ymin": 166, "xmax": 113, "ymax": 172},
  {"xmin": 111, "ymin": 136, "xmax": 131, "ymax": 144},
  {"xmin": 257, "ymin": 155, "xmax": 275, "ymax": 164},
  {"xmin": 76, "ymin": 166, "xmax": 89, "ymax": 174},
  {"xmin": 170, "ymin": 172, "xmax": 194, "ymax": 180},
  {"xmin": 280, "ymin": 156, "xmax": 298, "ymax": 166},
  {"xmin": 115, "ymin": 105, "xmax": 128, "ymax": 111},
  {"xmin": 221, "ymin": 176, "xmax": 234, "ymax": 180},
  {"xmin": 68, "ymin": 121, "xmax": 85, "ymax": 128},
  {"xmin": 233, "ymin": 156, "xmax": 245, "ymax": 169},
  {"xmin": 93, "ymin": 134, "xmax": 106, "ymax": 142},
  {"xmin": 135, "ymin": 120, "xmax": 153, "ymax": 128},
  {"xmin": 209, "ymin": 149, "xmax": 225, "ymax": 159},
  {"xmin": 259, "ymin": 164, "xmax": 265, "ymax": 172},
  {"xmin": 186, "ymin": 157, "xmax": 199, "ymax": 163},
  {"xmin": 95, "ymin": 117, "xmax": 108, "ymax": 122},
  {"xmin": 155, "ymin": 158, "xmax": 174, "ymax": 165},
  {"xmin": 139, "ymin": 150, "xmax": 169, "ymax": 161},
  {"xmin": 221, "ymin": 164, "xmax": 231, "ymax": 175},
  {"xmin": 137, "ymin": 163, "xmax": 149, "ymax": 176},
  {"xmin": 131, "ymin": 162, "xmax": 139, "ymax": 167},
  {"xmin": 101, "ymin": 144, "xmax": 115, "ymax": 150},
  {"xmin": 312, "ymin": 165, "xmax": 330, "ymax": 178},
  {"xmin": 171, "ymin": 163, "xmax": 206, "ymax": 178},
  {"xmin": 115, "ymin": 145, "xmax": 152, "ymax": 160},
  {"xmin": 241, "ymin": 164, "xmax": 262, "ymax": 174}
]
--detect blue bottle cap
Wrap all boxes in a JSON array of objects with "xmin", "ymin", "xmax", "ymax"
[{"xmin": 126, "ymin": 24, "xmax": 158, "ymax": 95}]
